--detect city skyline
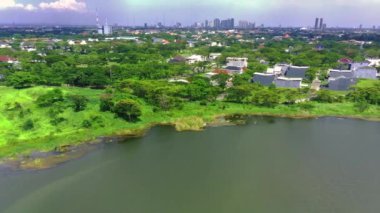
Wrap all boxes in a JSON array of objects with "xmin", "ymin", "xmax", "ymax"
[{"xmin": 0, "ymin": 0, "xmax": 379, "ymax": 27}]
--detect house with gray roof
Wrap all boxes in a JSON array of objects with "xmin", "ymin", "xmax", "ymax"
[
  {"xmin": 350, "ymin": 61, "xmax": 370, "ymax": 70},
  {"xmin": 252, "ymin": 73, "xmax": 276, "ymax": 86},
  {"xmin": 274, "ymin": 77, "xmax": 303, "ymax": 88},
  {"xmin": 285, "ymin": 66, "xmax": 309, "ymax": 79},
  {"xmin": 329, "ymin": 69, "xmax": 354, "ymax": 78},
  {"xmin": 328, "ymin": 77, "xmax": 357, "ymax": 91},
  {"xmin": 354, "ymin": 67, "xmax": 378, "ymax": 79},
  {"xmin": 225, "ymin": 66, "xmax": 244, "ymax": 74}
]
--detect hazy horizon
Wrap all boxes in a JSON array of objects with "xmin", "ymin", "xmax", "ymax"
[{"xmin": 0, "ymin": 0, "xmax": 379, "ymax": 28}]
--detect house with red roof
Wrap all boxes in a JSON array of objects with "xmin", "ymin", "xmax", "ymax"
[{"xmin": 0, "ymin": 56, "xmax": 18, "ymax": 64}]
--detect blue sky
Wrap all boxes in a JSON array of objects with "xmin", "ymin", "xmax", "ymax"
[{"xmin": 0, "ymin": 0, "xmax": 379, "ymax": 27}]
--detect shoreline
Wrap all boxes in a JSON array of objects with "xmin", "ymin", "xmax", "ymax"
[{"xmin": 1, "ymin": 112, "xmax": 379, "ymax": 171}]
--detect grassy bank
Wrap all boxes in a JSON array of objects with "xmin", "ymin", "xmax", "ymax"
[{"xmin": 0, "ymin": 86, "xmax": 379, "ymax": 159}]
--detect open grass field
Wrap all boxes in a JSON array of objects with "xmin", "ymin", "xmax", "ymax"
[{"xmin": 0, "ymin": 86, "xmax": 379, "ymax": 159}]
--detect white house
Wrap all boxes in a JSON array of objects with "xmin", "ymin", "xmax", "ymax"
[
  {"xmin": 366, "ymin": 58, "xmax": 380, "ymax": 67},
  {"xmin": 209, "ymin": 53, "xmax": 222, "ymax": 60},
  {"xmin": 67, "ymin": 40, "xmax": 75, "ymax": 45},
  {"xmin": 187, "ymin": 55, "xmax": 206, "ymax": 64},
  {"xmin": 226, "ymin": 57, "xmax": 248, "ymax": 68},
  {"xmin": 0, "ymin": 42, "xmax": 11, "ymax": 49}
]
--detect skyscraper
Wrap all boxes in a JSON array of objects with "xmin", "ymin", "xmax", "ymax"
[
  {"xmin": 230, "ymin": 18, "xmax": 235, "ymax": 29},
  {"xmin": 214, "ymin": 18, "xmax": 221, "ymax": 29},
  {"xmin": 319, "ymin": 18, "xmax": 324, "ymax": 29},
  {"xmin": 314, "ymin": 18, "xmax": 319, "ymax": 29}
]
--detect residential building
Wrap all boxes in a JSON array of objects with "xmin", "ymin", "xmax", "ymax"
[
  {"xmin": 226, "ymin": 57, "xmax": 248, "ymax": 68},
  {"xmin": 284, "ymin": 66, "xmax": 309, "ymax": 79},
  {"xmin": 366, "ymin": 58, "xmax": 380, "ymax": 67},
  {"xmin": 252, "ymin": 73, "xmax": 276, "ymax": 86},
  {"xmin": 266, "ymin": 64, "xmax": 289, "ymax": 75},
  {"xmin": 224, "ymin": 66, "xmax": 244, "ymax": 74},
  {"xmin": 0, "ymin": 56, "xmax": 18, "ymax": 64},
  {"xmin": 328, "ymin": 77, "xmax": 357, "ymax": 91},
  {"xmin": 169, "ymin": 56, "xmax": 186, "ymax": 63},
  {"xmin": 329, "ymin": 69, "xmax": 354, "ymax": 78},
  {"xmin": 209, "ymin": 53, "xmax": 222, "ymax": 60},
  {"xmin": 0, "ymin": 42, "xmax": 11, "ymax": 49},
  {"xmin": 186, "ymin": 55, "xmax": 206, "ymax": 64},
  {"xmin": 274, "ymin": 77, "xmax": 303, "ymax": 88},
  {"xmin": 354, "ymin": 67, "xmax": 378, "ymax": 79},
  {"xmin": 350, "ymin": 61, "xmax": 370, "ymax": 70}
]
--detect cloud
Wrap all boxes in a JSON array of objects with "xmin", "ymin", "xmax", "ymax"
[
  {"xmin": 39, "ymin": 0, "xmax": 87, "ymax": 11},
  {"xmin": 0, "ymin": 0, "xmax": 37, "ymax": 11}
]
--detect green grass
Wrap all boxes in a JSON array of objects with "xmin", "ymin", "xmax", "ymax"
[{"xmin": 0, "ymin": 86, "xmax": 379, "ymax": 159}]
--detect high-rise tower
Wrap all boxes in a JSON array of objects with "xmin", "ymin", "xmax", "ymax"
[
  {"xmin": 319, "ymin": 18, "xmax": 324, "ymax": 29},
  {"xmin": 96, "ymin": 10, "xmax": 103, "ymax": 35},
  {"xmin": 314, "ymin": 18, "xmax": 319, "ymax": 29}
]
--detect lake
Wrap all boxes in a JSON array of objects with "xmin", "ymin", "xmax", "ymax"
[{"xmin": 0, "ymin": 117, "xmax": 380, "ymax": 213}]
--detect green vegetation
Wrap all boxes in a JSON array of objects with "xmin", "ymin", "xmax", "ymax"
[
  {"xmin": 0, "ymin": 32, "xmax": 379, "ymax": 160},
  {"xmin": 0, "ymin": 85, "xmax": 379, "ymax": 159}
]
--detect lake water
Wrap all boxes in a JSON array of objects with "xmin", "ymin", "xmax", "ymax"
[{"xmin": 1, "ymin": 117, "xmax": 380, "ymax": 213}]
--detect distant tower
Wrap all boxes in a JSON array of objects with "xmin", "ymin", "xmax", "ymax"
[
  {"xmin": 319, "ymin": 18, "xmax": 324, "ymax": 29},
  {"xmin": 230, "ymin": 18, "xmax": 235, "ymax": 29},
  {"xmin": 214, "ymin": 18, "xmax": 221, "ymax": 29},
  {"xmin": 103, "ymin": 18, "xmax": 113, "ymax": 35},
  {"xmin": 96, "ymin": 10, "xmax": 103, "ymax": 35},
  {"xmin": 314, "ymin": 18, "xmax": 319, "ymax": 29}
]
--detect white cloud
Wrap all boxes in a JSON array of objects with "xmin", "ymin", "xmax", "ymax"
[
  {"xmin": 0, "ymin": 0, "xmax": 37, "ymax": 11},
  {"xmin": 39, "ymin": 0, "xmax": 87, "ymax": 12}
]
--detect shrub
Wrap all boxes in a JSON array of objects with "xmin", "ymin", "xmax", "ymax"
[
  {"xmin": 313, "ymin": 90, "xmax": 343, "ymax": 103},
  {"xmin": 82, "ymin": 120, "xmax": 92, "ymax": 128},
  {"xmin": 68, "ymin": 95, "xmax": 89, "ymax": 112},
  {"xmin": 22, "ymin": 119, "xmax": 34, "ymax": 131},
  {"xmin": 99, "ymin": 94, "xmax": 114, "ymax": 112},
  {"xmin": 354, "ymin": 101, "xmax": 370, "ymax": 113},
  {"xmin": 36, "ymin": 89, "xmax": 64, "ymax": 107},
  {"xmin": 297, "ymin": 103, "xmax": 315, "ymax": 111}
]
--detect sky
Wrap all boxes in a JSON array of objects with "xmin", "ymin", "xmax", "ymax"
[{"xmin": 0, "ymin": 0, "xmax": 379, "ymax": 27}]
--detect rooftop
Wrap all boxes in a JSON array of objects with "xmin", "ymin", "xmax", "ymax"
[{"xmin": 277, "ymin": 77, "xmax": 303, "ymax": 81}]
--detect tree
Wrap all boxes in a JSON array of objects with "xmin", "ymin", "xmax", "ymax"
[
  {"xmin": 226, "ymin": 85, "xmax": 253, "ymax": 103},
  {"xmin": 154, "ymin": 94, "xmax": 183, "ymax": 111},
  {"xmin": 305, "ymin": 68, "xmax": 318, "ymax": 83},
  {"xmin": 211, "ymin": 74, "xmax": 230, "ymax": 88},
  {"xmin": 113, "ymin": 99, "xmax": 142, "ymax": 122},
  {"xmin": 6, "ymin": 72, "xmax": 35, "ymax": 89},
  {"xmin": 251, "ymin": 89, "xmax": 281, "ymax": 108},
  {"xmin": 68, "ymin": 95, "xmax": 89, "ymax": 112}
]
